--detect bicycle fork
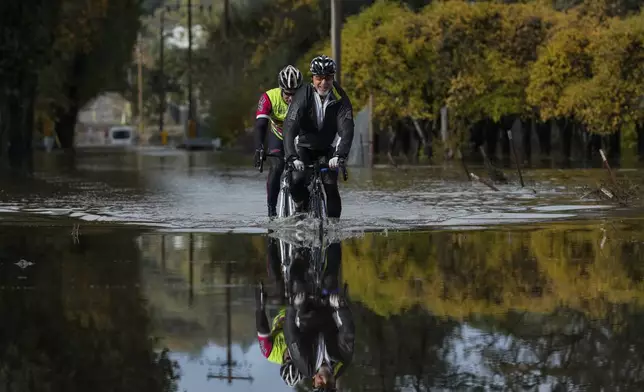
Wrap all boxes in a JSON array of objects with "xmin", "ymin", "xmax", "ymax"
[{"xmin": 276, "ymin": 173, "xmax": 296, "ymax": 219}]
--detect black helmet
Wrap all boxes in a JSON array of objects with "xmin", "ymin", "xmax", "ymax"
[{"xmin": 310, "ymin": 55, "xmax": 337, "ymax": 76}]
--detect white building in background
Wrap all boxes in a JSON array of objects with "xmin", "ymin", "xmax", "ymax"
[
  {"xmin": 165, "ymin": 25, "xmax": 208, "ymax": 49},
  {"xmin": 77, "ymin": 92, "xmax": 132, "ymax": 125},
  {"xmin": 75, "ymin": 93, "xmax": 133, "ymax": 146}
]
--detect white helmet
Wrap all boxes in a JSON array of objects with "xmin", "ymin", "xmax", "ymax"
[
  {"xmin": 278, "ymin": 65, "xmax": 303, "ymax": 92},
  {"xmin": 280, "ymin": 361, "xmax": 304, "ymax": 387}
]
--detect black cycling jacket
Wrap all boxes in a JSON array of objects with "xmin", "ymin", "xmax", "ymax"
[
  {"xmin": 283, "ymin": 81, "xmax": 355, "ymax": 162},
  {"xmin": 283, "ymin": 303, "xmax": 355, "ymax": 379}
]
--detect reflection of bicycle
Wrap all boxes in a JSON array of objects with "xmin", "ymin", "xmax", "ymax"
[
  {"xmin": 273, "ymin": 236, "xmax": 348, "ymax": 306},
  {"xmin": 308, "ymin": 239, "xmax": 349, "ymax": 305}
]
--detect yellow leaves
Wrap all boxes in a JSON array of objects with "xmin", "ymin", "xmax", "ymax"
[
  {"xmin": 447, "ymin": 50, "xmax": 525, "ymax": 123},
  {"xmin": 322, "ymin": 0, "xmax": 642, "ymax": 139},
  {"xmin": 343, "ymin": 223, "xmax": 644, "ymax": 321},
  {"xmin": 447, "ymin": 72, "xmax": 485, "ymax": 112},
  {"xmin": 526, "ymin": 21, "xmax": 595, "ymax": 121},
  {"xmin": 524, "ymin": 8, "xmax": 644, "ymax": 133},
  {"xmin": 329, "ymin": 1, "xmax": 436, "ymax": 123}
]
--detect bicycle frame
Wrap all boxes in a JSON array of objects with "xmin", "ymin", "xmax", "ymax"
[
  {"xmin": 307, "ymin": 162, "xmax": 329, "ymax": 222},
  {"xmin": 276, "ymin": 167, "xmax": 297, "ymax": 284},
  {"xmin": 276, "ymin": 167, "xmax": 296, "ymax": 219}
]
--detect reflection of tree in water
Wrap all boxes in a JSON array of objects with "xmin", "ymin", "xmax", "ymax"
[
  {"xmin": 0, "ymin": 226, "xmax": 180, "ymax": 391},
  {"xmin": 341, "ymin": 304, "xmax": 458, "ymax": 391},
  {"xmin": 344, "ymin": 221, "xmax": 644, "ymax": 317},
  {"xmin": 471, "ymin": 307, "xmax": 644, "ymax": 391},
  {"xmin": 340, "ymin": 220, "xmax": 644, "ymax": 390}
]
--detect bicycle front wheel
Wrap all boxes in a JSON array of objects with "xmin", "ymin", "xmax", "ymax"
[
  {"xmin": 277, "ymin": 189, "xmax": 286, "ymax": 218},
  {"xmin": 309, "ymin": 191, "xmax": 323, "ymax": 220}
]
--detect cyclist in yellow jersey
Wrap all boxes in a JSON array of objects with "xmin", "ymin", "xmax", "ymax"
[
  {"xmin": 255, "ymin": 237, "xmax": 305, "ymax": 387},
  {"xmin": 253, "ymin": 65, "xmax": 303, "ymax": 218}
]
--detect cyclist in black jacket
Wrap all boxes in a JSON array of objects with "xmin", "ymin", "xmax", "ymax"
[
  {"xmin": 282, "ymin": 55, "xmax": 355, "ymax": 219},
  {"xmin": 283, "ymin": 241, "xmax": 355, "ymax": 392}
]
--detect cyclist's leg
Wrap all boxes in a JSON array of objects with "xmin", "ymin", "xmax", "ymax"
[
  {"xmin": 322, "ymin": 148, "xmax": 341, "ymax": 218},
  {"xmin": 266, "ymin": 237, "xmax": 286, "ymax": 301},
  {"xmin": 290, "ymin": 147, "xmax": 312, "ymax": 213},
  {"xmin": 322, "ymin": 241, "xmax": 342, "ymax": 294},
  {"xmin": 266, "ymin": 134, "xmax": 285, "ymax": 217},
  {"xmin": 322, "ymin": 170, "xmax": 341, "ymax": 219},
  {"xmin": 289, "ymin": 247, "xmax": 310, "ymax": 297}
]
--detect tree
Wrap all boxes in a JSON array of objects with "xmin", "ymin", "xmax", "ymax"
[
  {"xmin": 41, "ymin": 0, "xmax": 142, "ymax": 149},
  {"xmin": 526, "ymin": 14, "xmax": 595, "ymax": 121},
  {"xmin": 0, "ymin": 0, "xmax": 142, "ymax": 170},
  {"xmin": 567, "ymin": 12, "xmax": 644, "ymax": 135},
  {"xmin": 0, "ymin": 0, "xmax": 60, "ymax": 170},
  {"xmin": 0, "ymin": 226, "xmax": 180, "ymax": 391}
]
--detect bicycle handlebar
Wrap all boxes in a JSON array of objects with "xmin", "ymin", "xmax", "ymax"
[
  {"xmin": 302, "ymin": 293, "xmax": 330, "ymax": 306},
  {"xmin": 295, "ymin": 287, "xmax": 349, "ymax": 307},
  {"xmin": 258, "ymin": 281, "xmax": 349, "ymax": 309},
  {"xmin": 288, "ymin": 161, "xmax": 348, "ymax": 182}
]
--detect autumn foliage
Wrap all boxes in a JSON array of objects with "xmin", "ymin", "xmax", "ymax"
[{"xmin": 309, "ymin": 0, "xmax": 644, "ymax": 141}]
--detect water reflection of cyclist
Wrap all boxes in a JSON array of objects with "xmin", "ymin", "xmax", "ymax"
[
  {"xmin": 255, "ymin": 237, "xmax": 304, "ymax": 387},
  {"xmin": 284, "ymin": 241, "xmax": 355, "ymax": 391}
]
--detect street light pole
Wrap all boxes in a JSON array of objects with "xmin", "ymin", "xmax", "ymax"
[
  {"xmin": 137, "ymin": 33, "xmax": 144, "ymax": 139},
  {"xmin": 159, "ymin": 9, "xmax": 166, "ymax": 143},
  {"xmin": 187, "ymin": 0, "xmax": 194, "ymax": 139},
  {"xmin": 223, "ymin": 0, "xmax": 230, "ymax": 40},
  {"xmin": 330, "ymin": 0, "xmax": 342, "ymax": 85}
]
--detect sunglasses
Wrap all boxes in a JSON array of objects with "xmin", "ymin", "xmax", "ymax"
[
  {"xmin": 282, "ymin": 90, "xmax": 296, "ymax": 97},
  {"xmin": 313, "ymin": 74, "xmax": 334, "ymax": 81}
]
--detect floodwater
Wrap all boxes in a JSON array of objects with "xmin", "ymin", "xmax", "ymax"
[
  {"xmin": 1, "ymin": 148, "xmax": 639, "ymax": 231},
  {"xmin": 1, "ymin": 148, "xmax": 644, "ymax": 391}
]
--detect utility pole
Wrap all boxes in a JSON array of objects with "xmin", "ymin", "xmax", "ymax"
[
  {"xmin": 187, "ymin": 0, "xmax": 195, "ymax": 139},
  {"xmin": 223, "ymin": 0, "xmax": 230, "ymax": 40},
  {"xmin": 188, "ymin": 232, "xmax": 194, "ymax": 307},
  {"xmin": 137, "ymin": 33, "xmax": 144, "ymax": 139},
  {"xmin": 159, "ymin": 9, "xmax": 167, "ymax": 144},
  {"xmin": 162, "ymin": 3, "xmax": 212, "ymax": 142},
  {"xmin": 369, "ymin": 92, "xmax": 374, "ymax": 167},
  {"xmin": 207, "ymin": 260, "xmax": 254, "ymax": 384},
  {"xmin": 330, "ymin": 0, "xmax": 342, "ymax": 85}
]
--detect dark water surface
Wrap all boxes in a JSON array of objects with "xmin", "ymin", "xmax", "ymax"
[
  {"xmin": 3, "ymin": 216, "xmax": 644, "ymax": 391},
  {"xmin": 1, "ymin": 149, "xmax": 644, "ymax": 391}
]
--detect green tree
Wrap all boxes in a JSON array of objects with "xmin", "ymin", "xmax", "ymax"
[
  {"xmin": 0, "ymin": 0, "xmax": 60, "ymax": 170},
  {"xmin": 41, "ymin": 0, "xmax": 143, "ymax": 149}
]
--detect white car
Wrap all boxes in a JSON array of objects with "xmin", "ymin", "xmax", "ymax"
[{"xmin": 106, "ymin": 126, "xmax": 135, "ymax": 146}]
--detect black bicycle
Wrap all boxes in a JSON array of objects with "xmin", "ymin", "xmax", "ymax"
[
  {"xmin": 258, "ymin": 245, "xmax": 349, "ymax": 309},
  {"xmin": 305, "ymin": 159, "xmax": 348, "ymax": 236},
  {"xmin": 276, "ymin": 165, "xmax": 296, "ymax": 219}
]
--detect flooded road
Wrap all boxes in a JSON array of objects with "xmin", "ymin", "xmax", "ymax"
[
  {"xmin": 1, "ymin": 149, "xmax": 644, "ymax": 391},
  {"xmin": 0, "ymin": 149, "xmax": 638, "ymax": 232},
  {"xmin": 3, "ymin": 217, "xmax": 644, "ymax": 390}
]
